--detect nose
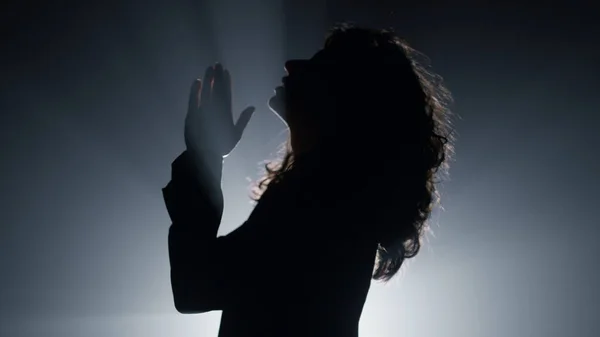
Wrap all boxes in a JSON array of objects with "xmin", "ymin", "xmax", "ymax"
[{"xmin": 284, "ymin": 59, "xmax": 310, "ymax": 74}]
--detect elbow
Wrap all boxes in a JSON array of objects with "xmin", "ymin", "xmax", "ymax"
[
  {"xmin": 172, "ymin": 290, "xmax": 211, "ymax": 314},
  {"xmin": 173, "ymin": 297, "xmax": 204, "ymax": 314},
  {"xmin": 173, "ymin": 298, "xmax": 190, "ymax": 314},
  {"xmin": 171, "ymin": 280, "xmax": 215, "ymax": 314}
]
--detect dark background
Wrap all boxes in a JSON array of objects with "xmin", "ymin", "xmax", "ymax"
[{"xmin": 2, "ymin": 1, "xmax": 599, "ymax": 336}]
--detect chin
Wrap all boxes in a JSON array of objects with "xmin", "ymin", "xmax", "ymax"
[{"xmin": 268, "ymin": 93, "xmax": 287, "ymax": 124}]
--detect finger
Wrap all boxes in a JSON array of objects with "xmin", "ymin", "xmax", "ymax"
[
  {"xmin": 200, "ymin": 65, "xmax": 214, "ymax": 105},
  {"xmin": 223, "ymin": 69, "xmax": 232, "ymax": 113},
  {"xmin": 188, "ymin": 79, "xmax": 202, "ymax": 111},
  {"xmin": 234, "ymin": 106, "xmax": 255, "ymax": 140},
  {"xmin": 212, "ymin": 63, "xmax": 227, "ymax": 108}
]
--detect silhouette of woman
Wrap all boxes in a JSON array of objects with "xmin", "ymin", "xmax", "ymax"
[{"xmin": 163, "ymin": 24, "xmax": 454, "ymax": 337}]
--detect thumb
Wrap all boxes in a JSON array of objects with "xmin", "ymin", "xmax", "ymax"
[{"xmin": 234, "ymin": 106, "xmax": 255, "ymax": 140}]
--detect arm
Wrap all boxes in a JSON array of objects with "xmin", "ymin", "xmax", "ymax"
[
  {"xmin": 163, "ymin": 151, "xmax": 227, "ymax": 313},
  {"xmin": 166, "ymin": 64, "xmax": 259, "ymax": 313},
  {"xmin": 162, "ymin": 150, "xmax": 224, "ymax": 234},
  {"xmin": 164, "ymin": 153, "xmax": 371, "ymax": 314},
  {"xmin": 164, "ymin": 150, "xmax": 274, "ymax": 314},
  {"xmin": 167, "ymin": 215, "xmax": 268, "ymax": 314}
]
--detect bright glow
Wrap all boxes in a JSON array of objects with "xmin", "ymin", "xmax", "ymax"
[{"xmin": 2, "ymin": 3, "xmax": 599, "ymax": 337}]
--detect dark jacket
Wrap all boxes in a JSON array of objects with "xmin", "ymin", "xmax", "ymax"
[{"xmin": 163, "ymin": 151, "xmax": 379, "ymax": 337}]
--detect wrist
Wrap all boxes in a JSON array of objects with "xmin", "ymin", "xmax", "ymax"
[
  {"xmin": 172, "ymin": 150, "xmax": 224, "ymax": 212},
  {"xmin": 186, "ymin": 149, "xmax": 222, "ymax": 181}
]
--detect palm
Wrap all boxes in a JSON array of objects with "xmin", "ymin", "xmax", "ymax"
[{"xmin": 185, "ymin": 63, "xmax": 255, "ymax": 158}]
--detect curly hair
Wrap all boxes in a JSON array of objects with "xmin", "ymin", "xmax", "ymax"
[{"xmin": 252, "ymin": 23, "xmax": 455, "ymax": 282}]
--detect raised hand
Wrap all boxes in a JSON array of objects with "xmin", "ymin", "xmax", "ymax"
[{"xmin": 185, "ymin": 63, "xmax": 255, "ymax": 159}]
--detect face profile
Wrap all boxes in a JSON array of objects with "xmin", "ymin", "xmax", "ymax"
[{"xmin": 268, "ymin": 57, "xmax": 332, "ymax": 126}]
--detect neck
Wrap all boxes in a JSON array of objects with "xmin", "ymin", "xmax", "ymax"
[{"xmin": 290, "ymin": 129, "xmax": 320, "ymax": 156}]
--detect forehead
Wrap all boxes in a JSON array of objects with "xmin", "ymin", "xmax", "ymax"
[
  {"xmin": 284, "ymin": 50, "xmax": 326, "ymax": 72},
  {"xmin": 284, "ymin": 49, "xmax": 364, "ymax": 74}
]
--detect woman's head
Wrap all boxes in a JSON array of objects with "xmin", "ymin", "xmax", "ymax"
[{"xmin": 262, "ymin": 23, "xmax": 455, "ymax": 282}]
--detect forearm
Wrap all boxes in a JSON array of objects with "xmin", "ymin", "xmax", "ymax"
[
  {"xmin": 165, "ymin": 150, "xmax": 224, "ymax": 222},
  {"xmin": 164, "ymin": 150, "xmax": 227, "ymax": 313},
  {"xmin": 168, "ymin": 224, "xmax": 220, "ymax": 313},
  {"xmin": 185, "ymin": 149, "xmax": 224, "ymax": 202},
  {"xmin": 163, "ymin": 150, "xmax": 225, "ymax": 262}
]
